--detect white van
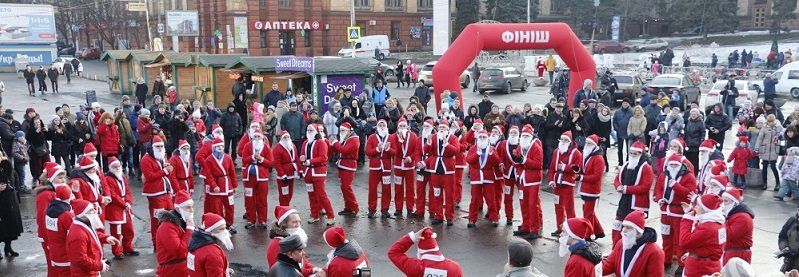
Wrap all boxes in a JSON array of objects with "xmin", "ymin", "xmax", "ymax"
[
  {"xmin": 752, "ymin": 61, "xmax": 799, "ymax": 107},
  {"xmin": 337, "ymin": 35, "xmax": 390, "ymax": 60}
]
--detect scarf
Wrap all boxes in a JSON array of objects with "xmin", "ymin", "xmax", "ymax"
[{"xmin": 598, "ymin": 112, "xmax": 611, "ymax": 123}]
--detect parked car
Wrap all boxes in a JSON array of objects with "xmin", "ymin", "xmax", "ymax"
[
  {"xmin": 610, "ymin": 73, "xmax": 645, "ymax": 104},
  {"xmin": 749, "ymin": 61, "xmax": 799, "ymax": 107},
  {"xmin": 50, "ymin": 56, "xmax": 75, "ymax": 74},
  {"xmin": 704, "ymin": 80, "xmax": 761, "ymax": 115},
  {"xmin": 645, "ymin": 73, "xmax": 701, "ymax": 110},
  {"xmin": 478, "ymin": 67, "xmax": 528, "ymax": 94},
  {"xmin": 417, "ymin": 61, "xmax": 470, "ymax": 88},
  {"xmin": 58, "ymin": 47, "xmax": 76, "ymax": 56},
  {"xmin": 633, "ymin": 39, "xmax": 668, "ymax": 52},
  {"xmin": 337, "ymin": 35, "xmax": 391, "ymax": 60},
  {"xmin": 592, "ymin": 41, "xmax": 631, "ymax": 54},
  {"xmin": 79, "ymin": 48, "xmax": 102, "ymax": 60}
]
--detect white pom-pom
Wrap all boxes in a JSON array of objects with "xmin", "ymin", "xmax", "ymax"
[{"xmin": 431, "ymin": 233, "xmax": 437, "ymax": 239}]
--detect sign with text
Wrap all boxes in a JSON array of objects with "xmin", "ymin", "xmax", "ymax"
[
  {"xmin": 320, "ymin": 75, "xmax": 363, "ymax": 114},
  {"xmin": 0, "ymin": 4, "xmax": 56, "ymax": 44},
  {"xmin": 127, "ymin": 3, "xmax": 146, "ymax": 11},
  {"xmin": 275, "ymin": 56, "xmax": 314, "ymax": 73},
  {"xmin": 234, "ymin": 17, "xmax": 248, "ymax": 49},
  {"xmin": 253, "ymin": 20, "xmax": 321, "ymax": 31},
  {"xmin": 166, "ymin": 10, "xmax": 199, "ymax": 36},
  {"xmin": 0, "ymin": 47, "xmax": 55, "ymax": 66}
]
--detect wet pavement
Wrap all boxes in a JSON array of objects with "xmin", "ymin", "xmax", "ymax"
[{"xmin": 0, "ymin": 73, "xmax": 795, "ymax": 276}]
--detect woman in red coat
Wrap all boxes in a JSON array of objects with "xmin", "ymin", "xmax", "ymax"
[
  {"xmin": 96, "ymin": 112, "xmax": 120, "ymax": 169},
  {"xmin": 67, "ymin": 199, "xmax": 120, "ymax": 277},
  {"xmin": 332, "ymin": 122, "xmax": 360, "ymax": 215}
]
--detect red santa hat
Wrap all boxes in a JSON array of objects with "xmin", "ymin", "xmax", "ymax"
[
  {"xmin": 152, "ymin": 136, "xmax": 164, "ymax": 147},
  {"xmin": 45, "ymin": 162, "xmax": 66, "ymax": 183},
  {"xmin": 55, "ymin": 185, "xmax": 74, "ymax": 202},
  {"xmin": 79, "ymin": 156, "xmax": 97, "ymax": 170},
  {"xmin": 737, "ymin": 136, "xmax": 749, "ymax": 143},
  {"xmin": 275, "ymin": 206, "xmax": 298, "ymax": 225},
  {"xmin": 493, "ymin": 125, "xmax": 505, "ymax": 135},
  {"xmin": 508, "ymin": 125, "xmax": 520, "ymax": 135},
  {"xmin": 211, "ymin": 137, "xmax": 225, "ymax": 148},
  {"xmin": 423, "ymin": 119, "xmax": 435, "ymax": 128},
  {"xmin": 709, "ymin": 175, "xmax": 730, "ymax": 189},
  {"xmin": 521, "ymin": 124, "xmax": 534, "ymax": 136},
  {"xmin": 476, "ymin": 130, "xmax": 489, "ymax": 138},
  {"xmin": 722, "ymin": 187, "xmax": 744, "ymax": 204},
  {"xmin": 323, "ymin": 226, "xmax": 349, "ymax": 248},
  {"xmin": 377, "ymin": 119, "xmax": 388, "ymax": 126},
  {"xmin": 83, "ymin": 143, "xmax": 98, "ymax": 156},
  {"xmin": 397, "ymin": 117, "xmax": 408, "ymax": 127},
  {"xmin": 667, "ymin": 152, "xmax": 684, "ymax": 165},
  {"xmin": 72, "ymin": 199, "xmax": 93, "ymax": 218},
  {"xmin": 178, "ymin": 139, "xmax": 190, "ymax": 149},
  {"xmin": 211, "ymin": 124, "xmax": 223, "ymax": 134},
  {"xmin": 629, "ymin": 141, "xmax": 646, "ymax": 153},
  {"xmin": 201, "ymin": 213, "xmax": 226, "ymax": 232},
  {"xmin": 711, "ymin": 163, "xmax": 728, "ymax": 176},
  {"xmin": 697, "ymin": 194, "xmax": 723, "ymax": 212},
  {"xmin": 563, "ymin": 218, "xmax": 593, "ymax": 240},
  {"xmin": 438, "ymin": 119, "xmax": 449, "ymax": 128},
  {"xmin": 451, "ymin": 120, "xmax": 463, "ymax": 129},
  {"xmin": 251, "ymin": 130, "xmax": 264, "ymax": 139},
  {"xmin": 671, "ymin": 138, "xmax": 686, "ymax": 153},
  {"xmin": 699, "ymin": 139, "xmax": 718, "ymax": 152},
  {"xmin": 473, "ymin": 119, "xmax": 484, "ymax": 126},
  {"xmin": 107, "ymin": 157, "xmax": 120, "ymax": 168},
  {"xmin": 585, "ymin": 134, "xmax": 600, "ymax": 147},
  {"xmin": 279, "ymin": 130, "xmax": 291, "ymax": 140},
  {"xmin": 560, "ymin": 131, "xmax": 573, "ymax": 142},
  {"xmin": 622, "ymin": 210, "xmax": 646, "ymax": 234},
  {"xmin": 174, "ymin": 190, "xmax": 194, "ymax": 208},
  {"xmin": 416, "ymin": 228, "xmax": 439, "ymax": 253},
  {"xmin": 340, "ymin": 122, "xmax": 352, "ymax": 131}
]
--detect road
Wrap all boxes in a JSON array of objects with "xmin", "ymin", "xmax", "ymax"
[{"xmin": 0, "ymin": 73, "xmax": 795, "ymax": 277}]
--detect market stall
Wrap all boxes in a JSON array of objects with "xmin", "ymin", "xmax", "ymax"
[
  {"xmin": 223, "ymin": 56, "xmax": 301, "ymax": 108},
  {"xmin": 130, "ymin": 51, "xmax": 167, "ymax": 88},
  {"xmin": 99, "ymin": 50, "xmax": 138, "ymax": 94},
  {"xmin": 195, "ymin": 54, "xmax": 246, "ymax": 105},
  {"xmin": 147, "ymin": 52, "xmax": 207, "ymax": 101},
  {"xmin": 311, "ymin": 57, "xmax": 372, "ymax": 113}
]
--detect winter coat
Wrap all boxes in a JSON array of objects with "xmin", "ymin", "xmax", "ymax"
[
  {"xmin": 764, "ymin": 76, "xmax": 778, "ymax": 98},
  {"xmin": 45, "ymin": 199, "xmax": 74, "ymax": 268},
  {"xmin": 117, "ymin": 118, "xmax": 135, "ymax": 148},
  {"xmin": 579, "ymin": 149, "xmax": 605, "ymax": 198},
  {"xmin": 202, "ymin": 152, "xmax": 238, "ymax": 196},
  {"xmin": 684, "ymin": 117, "xmax": 706, "ymax": 149},
  {"xmin": 680, "ymin": 214, "xmax": 725, "ymax": 277},
  {"xmin": 705, "ymin": 110, "xmax": 731, "ymax": 140},
  {"xmin": 241, "ymin": 141, "xmax": 274, "ymax": 182},
  {"xmin": 565, "ymin": 241, "xmax": 602, "ymax": 277},
  {"xmin": 644, "ymin": 104, "xmax": 661, "ymax": 132},
  {"xmin": 280, "ymin": 111, "xmax": 306, "ymax": 142},
  {"xmin": 300, "ymin": 138, "xmax": 329, "ymax": 180},
  {"xmin": 104, "ymin": 174, "xmax": 132, "ymax": 224},
  {"xmin": 544, "ymin": 112, "xmax": 570, "ymax": 143},
  {"xmin": 756, "ymin": 123, "xmax": 783, "ymax": 161},
  {"xmin": 601, "ymin": 227, "xmax": 664, "ymax": 277},
  {"xmin": 666, "ymin": 114, "xmax": 684, "ymax": 141},
  {"xmin": 322, "ymin": 110, "xmax": 340, "ymax": 137},
  {"xmin": 96, "ymin": 123, "xmax": 120, "ymax": 155},
  {"xmin": 483, "ymin": 112, "xmax": 506, "ymax": 134},
  {"xmin": 727, "ymin": 146, "xmax": 756, "ymax": 175},
  {"xmin": 323, "ymin": 240, "xmax": 369, "ymax": 276},
  {"xmin": 496, "ymin": 266, "xmax": 548, "ymax": 277},
  {"xmin": 152, "ymin": 80, "xmax": 166, "ymax": 97},
  {"xmin": 548, "ymin": 146, "xmax": 582, "ymax": 187},
  {"xmin": 414, "ymin": 86, "xmax": 431, "ymax": 107},
  {"xmin": 654, "ymin": 166, "xmax": 697, "ymax": 217},
  {"xmin": 155, "ymin": 209, "xmax": 192, "ymax": 277},
  {"xmin": 135, "ymin": 83, "xmax": 148, "ymax": 100},
  {"xmin": 137, "ymin": 117, "xmax": 153, "ymax": 144},
  {"xmin": 0, "ymin": 120, "xmax": 15, "ymax": 154},
  {"xmin": 388, "ymin": 233, "xmax": 463, "ymax": 277},
  {"xmin": 67, "ymin": 217, "xmax": 109, "ymax": 277},
  {"xmin": 0, "ymin": 160, "xmax": 21, "ymax": 242},
  {"xmin": 187, "ymin": 230, "xmax": 229, "ymax": 277},
  {"xmin": 47, "ymin": 126, "xmax": 73, "ymax": 156},
  {"xmin": 724, "ymin": 203, "xmax": 755, "ymax": 264},
  {"xmin": 26, "ymin": 125, "xmax": 49, "ymax": 157},
  {"xmin": 268, "ymin": 254, "xmax": 303, "ymax": 277},
  {"xmin": 263, "ymin": 90, "xmax": 285, "ymax": 108},
  {"xmin": 219, "ymin": 109, "xmax": 242, "ymax": 138},
  {"xmin": 141, "ymin": 154, "xmax": 177, "ymax": 197},
  {"xmin": 47, "ymin": 68, "xmax": 59, "ymax": 81},
  {"xmin": 627, "ymin": 116, "xmax": 647, "ymax": 139},
  {"xmin": 264, "ymin": 225, "xmax": 317, "ymax": 275},
  {"xmin": 169, "ymin": 153, "xmax": 194, "ymax": 192},
  {"xmin": 782, "ymin": 155, "xmax": 799, "ymax": 182}
]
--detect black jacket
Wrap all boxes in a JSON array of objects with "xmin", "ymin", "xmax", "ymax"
[
  {"xmin": 268, "ymin": 254, "xmax": 303, "ymax": 277},
  {"xmin": 220, "ymin": 104, "xmax": 242, "ymax": 137},
  {"xmin": 188, "ymin": 229, "xmax": 218, "ymax": 253},
  {"xmin": 263, "ymin": 90, "xmax": 284, "ymax": 108},
  {"xmin": 571, "ymin": 241, "xmax": 602, "ymax": 265},
  {"xmin": 47, "ymin": 68, "xmax": 59, "ymax": 81},
  {"xmin": 478, "ymin": 100, "xmax": 495, "ymax": 118},
  {"xmin": 544, "ymin": 111, "xmax": 570, "ymax": 142},
  {"xmin": 705, "ymin": 110, "xmax": 731, "ymax": 136},
  {"xmin": 280, "ymin": 111, "xmax": 306, "ymax": 142},
  {"xmin": 414, "ymin": 86, "xmax": 431, "ymax": 106},
  {"xmin": 47, "ymin": 127, "xmax": 73, "ymax": 156},
  {"xmin": 135, "ymin": 83, "xmax": 148, "ymax": 99},
  {"xmin": 0, "ymin": 120, "xmax": 15, "ymax": 153},
  {"xmin": 23, "ymin": 70, "xmax": 35, "ymax": 82},
  {"xmin": 684, "ymin": 117, "xmax": 706, "ymax": 148}
]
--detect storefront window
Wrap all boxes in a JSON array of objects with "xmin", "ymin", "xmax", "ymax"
[
  {"xmin": 385, "ymin": 0, "xmax": 403, "ymax": 10},
  {"xmin": 279, "ymin": 0, "xmax": 291, "ymax": 8},
  {"xmin": 418, "ymin": 0, "xmax": 432, "ymax": 9},
  {"xmin": 355, "ymin": 0, "xmax": 370, "ymax": 8},
  {"xmin": 226, "ymin": 0, "xmax": 247, "ymax": 10},
  {"xmin": 259, "ymin": 32, "xmax": 267, "ymax": 48},
  {"xmin": 303, "ymin": 30, "xmax": 312, "ymax": 47},
  {"xmin": 259, "ymin": 0, "xmax": 265, "ymax": 8},
  {"xmin": 390, "ymin": 21, "xmax": 400, "ymax": 40}
]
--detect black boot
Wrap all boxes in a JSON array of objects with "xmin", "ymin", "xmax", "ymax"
[{"xmin": 4, "ymin": 243, "xmax": 18, "ymax": 257}]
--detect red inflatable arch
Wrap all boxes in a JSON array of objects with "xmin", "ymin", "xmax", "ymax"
[{"xmin": 432, "ymin": 22, "xmax": 595, "ymax": 110}]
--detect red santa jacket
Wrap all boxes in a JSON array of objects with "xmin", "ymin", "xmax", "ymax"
[
  {"xmin": 241, "ymin": 141, "xmax": 274, "ymax": 182},
  {"xmin": 565, "ymin": 249, "xmax": 599, "ymax": 277},
  {"xmin": 391, "ymin": 132, "xmax": 419, "ymax": 170},
  {"xmin": 515, "ymin": 139, "xmax": 544, "ymax": 186},
  {"xmin": 169, "ymin": 154, "xmax": 194, "ymax": 192},
  {"xmin": 236, "ymin": 135, "xmax": 250, "ymax": 159},
  {"xmin": 654, "ymin": 167, "xmax": 698, "ymax": 217},
  {"xmin": 202, "ymin": 154, "xmax": 238, "ymax": 196},
  {"xmin": 466, "ymin": 145, "xmax": 500, "ymax": 185},
  {"xmin": 266, "ymin": 235, "xmax": 317, "ymax": 276},
  {"xmin": 323, "ymin": 244, "xmax": 369, "ymax": 277},
  {"xmin": 613, "ymin": 161, "xmax": 655, "ymax": 212},
  {"xmin": 188, "ymin": 233, "xmax": 228, "ymax": 277},
  {"xmin": 423, "ymin": 134, "xmax": 460, "ymax": 175},
  {"xmin": 727, "ymin": 147, "xmax": 756, "ymax": 175},
  {"xmin": 413, "ymin": 135, "xmax": 434, "ymax": 171},
  {"xmin": 496, "ymin": 140, "xmax": 520, "ymax": 179},
  {"xmin": 679, "ymin": 215, "xmax": 726, "ymax": 276},
  {"xmin": 387, "ymin": 233, "xmax": 463, "ymax": 277},
  {"xmin": 366, "ymin": 134, "xmax": 395, "ymax": 172},
  {"xmin": 196, "ymin": 138, "xmax": 214, "ymax": 179},
  {"xmin": 155, "ymin": 210, "xmax": 192, "ymax": 277},
  {"xmin": 697, "ymin": 159, "xmax": 723, "ymax": 194},
  {"xmin": 548, "ymin": 147, "xmax": 582, "ymax": 187},
  {"xmin": 725, "ymin": 203, "xmax": 754, "ymax": 253},
  {"xmin": 454, "ymin": 135, "xmax": 468, "ymax": 169},
  {"xmin": 73, "ymin": 176, "xmax": 108, "ymax": 216},
  {"xmin": 579, "ymin": 149, "xmax": 606, "ymax": 198},
  {"xmin": 45, "ymin": 200, "xmax": 75, "ymax": 267},
  {"xmin": 141, "ymin": 154, "xmax": 176, "ymax": 197},
  {"xmin": 272, "ymin": 142, "xmax": 299, "ymax": 179},
  {"xmin": 35, "ymin": 186, "xmax": 57, "ymax": 242},
  {"xmin": 96, "ymin": 123, "xmax": 120, "ymax": 155},
  {"xmin": 67, "ymin": 218, "xmax": 109, "ymax": 277},
  {"xmin": 601, "ymin": 228, "xmax": 665, "ymax": 277},
  {"xmin": 300, "ymin": 138, "xmax": 328, "ymax": 179},
  {"xmin": 332, "ymin": 136, "xmax": 360, "ymax": 172},
  {"xmin": 104, "ymin": 174, "xmax": 132, "ymax": 225}
]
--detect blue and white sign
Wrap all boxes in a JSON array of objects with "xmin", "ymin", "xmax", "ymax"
[
  {"xmin": 275, "ymin": 56, "xmax": 314, "ymax": 73},
  {"xmin": 611, "ymin": 16, "xmax": 620, "ymax": 42},
  {"xmin": 0, "ymin": 46, "xmax": 55, "ymax": 66},
  {"xmin": 0, "ymin": 4, "xmax": 56, "ymax": 44}
]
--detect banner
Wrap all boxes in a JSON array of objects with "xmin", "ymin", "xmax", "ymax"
[
  {"xmin": 0, "ymin": 45, "xmax": 56, "ymax": 66},
  {"xmin": 234, "ymin": 17, "xmax": 248, "ymax": 49},
  {"xmin": 320, "ymin": 75, "xmax": 363, "ymax": 114},
  {"xmin": 432, "ymin": 0, "xmax": 449, "ymax": 55},
  {"xmin": 0, "ymin": 4, "xmax": 56, "ymax": 44},
  {"xmin": 166, "ymin": 10, "xmax": 199, "ymax": 36},
  {"xmin": 611, "ymin": 16, "xmax": 620, "ymax": 42},
  {"xmin": 275, "ymin": 56, "xmax": 314, "ymax": 73}
]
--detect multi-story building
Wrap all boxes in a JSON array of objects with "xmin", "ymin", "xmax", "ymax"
[{"xmin": 737, "ymin": 0, "xmax": 799, "ymax": 30}]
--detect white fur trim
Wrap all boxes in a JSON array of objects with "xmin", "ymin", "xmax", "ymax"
[
  {"xmin": 622, "ymin": 220, "xmax": 644, "ymax": 234},
  {"xmin": 278, "ymin": 209, "xmax": 298, "ymax": 224},
  {"xmin": 204, "ymin": 219, "xmax": 226, "ymax": 232},
  {"xmin": 175, "ymin": 199, "xmax": 194, "ymax": 208},
  {"xmin": 563, "ymin": 220, "xmax": 581, "ymax": 240},
  {"xmin": 721, "ymin": 192, "xmax": 741, "ymax": 204},
  {"xmin": 629, "ymin": 147, "xmax": 643, "ymax": 153}
]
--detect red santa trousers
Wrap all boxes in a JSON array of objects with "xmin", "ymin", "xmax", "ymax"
[
  {"xmin": 553, "ymin": 186, "xmax": 576, "ymax": 231},
  {"xmin": 306, "ymin": 177, "xmax": 334, "ymax": 219},
  {"xmin": 49, "ymin": 266, "xmax": 70, "ymax": 277},
  {"xmin": 338, "ymin": 170, "xmax": 359, "ymax": 212},
  {"xmin": 109, "ymin": 213, "xmax": 135, "ymax": 256},
  {"xmin": 206, "ymin": 194, "xmax": 235, "ymax": 227},
  {"xmin": 723, "ymin": 249, "xmax": 752, "ymax": 265},
  {"xmin": 582, "ymin": 199, "xmax": 605, "ymax": 236},
  {"xmin": 147, "ymin": 195, "xmax": 174, "ymax": 245},
  {"xmin": 430, "ymin": 173, "xmax": 456, "ymax": 221},
  {"xmin": 468, "ymin": 183, "xmax": 498, "ymax": 222},
  {"xmin": 367, "ymin": 170, "xmax": 392, "ymax": 212},
  {"xmin": 661, "ymin": 214, "xmax": 684, "ymax": 266},
  {"xmin": 520, "ymin": 185, "xmax": 543, "ymax": 233},
  {"xmin": 40, "ymin": 239, "xmax": 52, "ymax": 274},
  {"xmin": 394, "ymin": 169, "xmax": 416, "ymax": 212},
  {"xmin": 454, "ymin": 168, "xmax": 464, "ymax": 204},
  {"xmin": 414, "ymin": 174, "xmax": 430, "ymax": 217},
  {"xmin": 502, "ymin": 179, "xmax": 516, "ymax": 221},
  {"xmin": 276, "ymin": 179, "xmax": 294, "ymax": 206},
  {"xmin": 244, "ymin": 179, "xmax": 269, "ymax": 223}
]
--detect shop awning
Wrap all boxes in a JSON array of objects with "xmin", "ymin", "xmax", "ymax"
[{"xmin": 270, "ymin": 72, "xmax": 311, "ymax": 79}]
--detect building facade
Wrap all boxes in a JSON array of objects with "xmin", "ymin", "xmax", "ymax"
[{"xmin": 737, "ymin": 0, "xmax": 799, "ymax": 30}]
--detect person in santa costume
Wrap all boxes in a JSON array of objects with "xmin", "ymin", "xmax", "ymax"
[
  {"xmin": 187, "ymin": 213, "xmax": 234, "ymax": 277},
  {"xmin": 241, "ymin": 130, "xmax": 273, "ymax": 229},
  {"xmin": 45, "ymin": 186, "xmax": 76, "ymax": 276},
  {"xmin": 169, "ymin": 140, "xmax": 194, "ymax": 193},
  {"xmin": 411, "ymin": 119, "xmax": 435, "ymax": 219},
  {"xmin": 202, "ymin": 137, "xmax": 238, "ymax": 233},
  {"xmin": 272, "ymin": 131, "xmax": 299, "ymax": 206},
  {"xmin": 497, "ymin": 125, "xmax": 520, "ymax": 226},
  {"xmin": 365, "ymin": 119, "xmax": 396, "ymax": 218},
  {"xmin": 237, "ymin": 121, "xmax": 268, "ymax": 162},
  {"xmin": 548, "ymin": 131, "xmax": 582, "ymax": 236},
  {"xmin": 663, "ymin": 138, "xmax": 696, "ymax": 174},
  {"xmin": 611, "ymin": 141, "xmax": 654, "ymax": 246},
  {"xmin": 104, "ymin": 157, "xmax": 139, "ymax": 259},
  {"xmin": 322, "ymin": 226, "xmax": 369, "ymax": 276},
  {"xmin": 390, "ymin": 117, "xmax": 419, "ymax": 217},
  {"xmin": 654, "ymin": 152, "xmax": 697, "ymax": 273},
  {"xmin": 601, "ymin": 210, "xmax": 665, "ymax": 277},
  {"xmin": 727, "ymin": 136, "xmax": 756, "ymax": 189},
  {"xmin": 66, "ymin": 199, "xmax": 120, "ymax": 276},
  {"xmin": 465, "ymin": 130, "xmax": 500, "ymax": 228},
  {"xmin": 71, "ymin": 156, "xmax": 111, "ymax": 224},
  {"xmin": 196, "ymin": 124, "xmax": 225, "ymax": 176},
  {"xmin": 77, "ymin": 143, "xmax": 99, "ymax": 169},
  {"xmin": 487, "ymin": 125, "xmax": 505, "ymax": 221},
  {"xmin": 300, "ymin": 124, "xmax": 335, "ymax": 225},
  {"xmin": 155, "ymin": 190, "xmax": 195, "ymax": 277},
  {"xmin": 513, "ymin": 125, "xmax": 545, "ymax": 239},
  {"xmin": 560, "ymin": 217, "xmax": 602, "ymax": 276},
  {"xmin": 35, "ymin": 162, "xmax": 69, "ymax": 272},
  {"xmin": 696, "ymin": 138, "xmax": 725, "ymax": 194},
  {"xmin": 331, "ymin": 122, "xmax": 361, "ymax": 216},
  {"xmin": 704, "ymin": 175, "xmax": 731, "ymax": 196},
  {"xmin": 425, "ymin": 119, "xmax": 460, "ymax": 226},
  {"xmin": 462, "ymin": 118, "xmax": 483, "ymax": 147},
  {"xmin": 721, "ymin": 187, "xmax": 754, "ymax": 264},
  {"xmin": 141, "ymin": 136, "xmax": 178, "ymax": 245},
  {"xmin": 679, "ymin": 194, "xmax": 727, "ymax": 277},
  {"xmin": 451, "ymin": 120, "xmax": 468, "ymax": 208},
  {"xmin": 578, "ymin": 134, "xmax": 606, "ymax": 240},
  {"xmin": 265, "ymin": 206, "xmax": 320, "ymax": 276},
  {"xmin": 388, "ymin": 227, "xmax": 463, "ymax": 276}
]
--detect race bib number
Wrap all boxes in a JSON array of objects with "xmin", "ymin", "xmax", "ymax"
[
  {"xmin": 416, "ymin": 174, "xmax": 424, "ymax": 181},
  {"xmin": 503, "ymin": 185, "xmax": 511, "ymax": 195},
  {"xmin": 433, "ymin": 188, "xmax": 441, "ymax": 197},
  {"xmin": 553, "ymin": 195, "xmax": 560, "ymax": 205},
  {"xmin": 281, "ymin": 186, "xmax": 289, "ymax": 196},
  {"xmin": 423, "ymin": 267, "xmax": 448, "ymax": 277},
  {"xmin": 519, "ymin": 190, "xmax": 524, "ymax": 200},
  {"xmin": 186, "ymin": 253, "xmax": 195, "ymax": 271},
  {"xmin": 718, "ymin": 228, "xmax": 727, "ymax": 244},
  {"xmin": 153, "ymin": 208, "xmax": 165, "ymax": 219},
  {"xmin": 382, "ymin": 176, "xmax": 392, "ymax": 185},
  {"xmin": 394, "ymin": 175, "xmax": 403, "ymax": 185},
  {"xmin": 661, "ymin": 224, "xmax": 671, "ymax": 236},
  {"xmin": 244, "ymin": 188, "xmax": 253, "ymax": 197},
  {"xmin": 45, "ymin": 216, "xmax": 59, "ymax": 232},
  {"xmin": 611, "ymin": 220, "xmax": 622, "ymax": 231},
  {"xmin": 228, "ymin": 195, "xmax": 235, "ymax": 206},
  {"xmin": 305, "ymin": 183, "xmax": 314, "ymax": 192}
]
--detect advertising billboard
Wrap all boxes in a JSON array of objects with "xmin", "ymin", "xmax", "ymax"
[
  {"xmin": 233, "ymin": 17, "xmax": 248, "ymax": 49},
  {"xmin": 0, "ymin": 45, "xmax": 56, "ymax": 66},
  {"xmin": 166, "ymin": 10, "xmax": 199, "ymax": 36},
  {"xmin": 0, "ymin": 4, "xmax": 56, "ymax": 44},
  {"xmin": 320, "ymin": 75, "xmax": 363, "ymax": 114}
]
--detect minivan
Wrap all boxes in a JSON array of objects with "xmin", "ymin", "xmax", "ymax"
[{"xmin": 337, "ymin": 35, "xmax": 390, "ymax": 60}]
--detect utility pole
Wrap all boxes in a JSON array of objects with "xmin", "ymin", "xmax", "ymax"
[
  {"xmin": 145, "ymin": 0, "xmax": 153, "ymax": 50},
  {"xmin": 350, "ymin": 0, "xmax": 356, "ymax": 58},
  {"xmin": 589, "ymin": 0, "xmax": 599, "ymax": 53},
  {"xmin": 527, "ymin": 0, "xmax": 531, "ymax": 23}
]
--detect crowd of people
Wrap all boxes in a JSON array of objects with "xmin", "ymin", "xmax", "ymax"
[
  {"xmin": 0, "ymin": 64, "xmax": 798, "ymax": 276},
  {"xmin": 21, "ymin": 58, "xmax": 83, "ymax": 97}
]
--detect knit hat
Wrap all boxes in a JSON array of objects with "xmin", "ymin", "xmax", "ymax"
[
  {"xmin": 629, "ymin": 141, "xmax": 646, "ymax": 153},
  {"xmin": 45, "ymin": 162, "xmax": 66, "ymax": 183},
  {"xmin": 279, "ymin": 234, "xmax": 306, "ymax": 253},
  {"xmin": 152, "ymin": 136, "xmax": 164, "ymax": 147},
  {"xmin": 563, "ymin": 218, "xmax": 593, "ymax": 240},
  {"xmin": 323, "ymin": 227, "xmax": 348, "ymax": 248},
  {"xmin": 560, "ymin": 131, "xmax": 573, "ymax": 142},
  {"xmin": 201, "ymin": 213, "xmax": 226, "ymax": 232},
  {"xmin": 83, "ymin": 143, "xmax": 98, "ymax": 156},
  {"xmin": 14, "ymin": 130, "xmax": 23, "ymax": 138},
  {"xmin": 139, "ymin": 108, "xmax": 151, "ymax": 117},
  {"xmin": 275, "ymin": 206, "xmax": 298, "ymax": 225},
  {"xmin": 186, "ymin": 120, "xmax": 195, "ymax": 127},
  {"xmin": 699, "ymin": 139, "xmax": 718, "ymax": 152},
  {"xmin": 697, "ymin": 194, "xmax": 723, "ymax": 212},
  {"xmin": 622, "ymin": 210, "xmax": 646, "ymax": 234},
  {"xmin": 722, "ymin": 187, "xmax": 744, "ymax": 204},
  {"xmin": 72, "ymin": 199, "xmax": 93, "ymax": 218}
]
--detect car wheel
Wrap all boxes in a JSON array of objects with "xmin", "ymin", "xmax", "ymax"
[
  {"xmin": 521, "ymin": 80, "xmax": 528, "ymax": 92},
  {"xmin": 461, "ymin": 76, "xmax": 470, "ymax": 89},
  {"xmin": 378, "ymin": 53, "xmax": 385, "ymax": 60},
  {"xmin": 792, "ymin": 88, "xmax": 799, "ymax": 98},
  {"xmin": 505, "ymin": 82, "xmax": 512, "ymax": 94},
  {"xmin": 385, "ymin": 70, "xmax": 394, "ymax": 77}
]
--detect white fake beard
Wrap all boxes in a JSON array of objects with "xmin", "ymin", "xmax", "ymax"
[
  {"xmin": 253, "ymin": 140, "xmax": 265, "ymax": 152},
  {"xmin": 306, "ymin": 131, "xmax": 317, "ymax": 140},
  {"xmin": 437, "ymin": 130, "xmax": 447, "ymax": 139},
  {"xmin": 665, "ymin": 150, "xmax": 676, "ymax": 160},
  {"xmin": 377, "ymin": 127, "xmax": 388, "ymax": 137},
  {"xmin": 214, "ymin": 132, "xmax": 225, "ymax": 141},
  {"xmin": 583, "ymin": 144, "xmax": 596, "ymax": 155},
  {"xmin": 338, "ymin": 132, "xmax": 348, "ymax": 142},
  {"xmin": 280, "ymin": 138, "xmax": 293, "ymax": 150},
  {"xmin": 520, "ymin": 137, "xmax": 533, "ymax": 149},
  {"xmin": 87, "ymin": 172, "xmax": 102, "ymax": 186},
  {"xmin": 558, "ymin": 236, "xmax": 571, "ymax": 257},
  {"xmin": 249, "ymin": 127, "xmax": 259, "ymax": 138},
  {"xmin": 180, "ymin": 150, "xmax": 191, "ymax": 160},
  {"xmin": 422, "ymin": 128, "xmax": 432, "ymax": 139},
  {"xmin": 153, "ymin": 148, "xmax": 166, "ymax": 160},
  {"xmin": 508, "ymin": 135, "xmax": 519, "ymax": 145},
  {"xmin": 621, "ymin": 230, "xmax": 637, "ymax": 250},
  {"xmin": 476, "ymin": 139, "xmax": 489, "ymax": 149},
  {"xmin": 627, "ymin": 156, "xmax": 640, "ymax": 169},
  {"xmin": 558, "ymin": 142, "xmax": 570, "ymax": 154},
  {"xmin": 326, "ymin": 249, "xmax": 335, "ymax": 266},
  {"xmin": 88, "ymin": 213, "xmax": 104, "ymax": 230},
  {"xmin": 213, "ymin": 230, "xmax": 234, "ymax": 251},
  {"xmin": 667, "ymin": 167, "xmax": 680, "ymax": 179},
  {"xmin": 699, "ymin": 153, "xmax": 709, "ymax": 167},
  {"xmin": 286, "ymin": 227, "xmax": 309, "ymax": 244},
  {"xmin": 398, "ymin": 128, "xmax": 408, "ymax": 140},
  {"xmin": 179, "ymin": 208, "xmax": 194, "ymax": 224},
  {"xmin": 489, "ymin": 135, "xmax": 499, "ymax": 145},
  {"xmin": 110, "ymin": 168, "xmax": 123, "ymax": 180}
]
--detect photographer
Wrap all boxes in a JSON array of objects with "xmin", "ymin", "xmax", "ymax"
[{"xmin": 779, "ymin": 204, "xmax": 799, "ymax": 273}]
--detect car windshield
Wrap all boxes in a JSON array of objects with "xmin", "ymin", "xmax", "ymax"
[
  {"xmin": 615, "ymin": 76, "xmax": 633, "ymax": 83},
  {"xmin": 483, "ymin": 69, "xmax": 503, "ymax": 76},
  {"xmin": 651, "ymin": 77, "xmax": 681, "ymax": 86},
  {"xmin": 421, "ymin": 64, "xmax": 434, "ymax": 71}
]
